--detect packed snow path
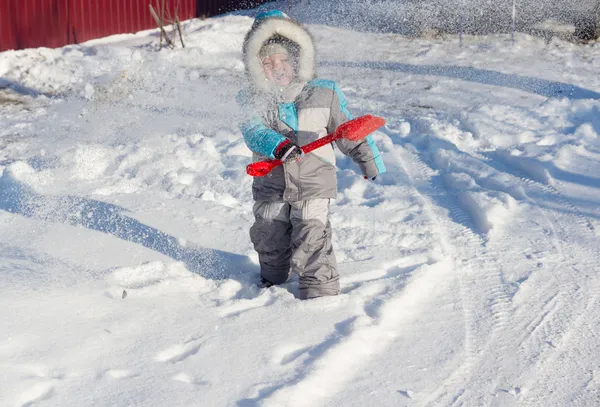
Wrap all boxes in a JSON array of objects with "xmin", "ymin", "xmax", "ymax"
[{"xmin": 1, "ymin": 14, "xmax": 600, "ymax": 407}]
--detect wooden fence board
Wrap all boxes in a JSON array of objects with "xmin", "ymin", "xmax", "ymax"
[{"xmin": 0, "ymin": 0, "xmax": 272, "ymax": 52}]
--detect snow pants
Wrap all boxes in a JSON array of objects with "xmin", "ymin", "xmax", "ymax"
[{"xmin": 250, "ymin": 199, "xmax": 339, "ymax": 299}]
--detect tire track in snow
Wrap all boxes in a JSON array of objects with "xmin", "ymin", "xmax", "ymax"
[
  {"xmin": 519, "ymin": 291, "xmax": 560, "ymax": 344},
  {"xmin": 486, "ymin": 153, "xmax": 596, "ymax": 236},
  {"xmin": 400, "ymin": 116, "xmax": 600, "ymax": 405},
  {"xmin": 478, "ymin": 153, "xmax": 600, "ymax": 404},
  {"xmin": 516, "ymin": 273, "xmax": 599, "ymax": 405},
  {"xmin": 379, "ymin": 122, "xmax": 517, "ymax": 405},
  {"xmin": 394, "ymin": 144, "xmax": 479, "ymax": 400},
  {"xmin": 504, "ymin": 178, "xmax": 600, "ymax": 406},
  {"xmin": 394, "ymin": 142, "xmax": 514, "ymax": 407},
  {"xmin": 428, "ymin": 120, "xmax": 597, "ymax": 405},
  {"xmin": 341, "ymin": 66, "xmax": 600, "ymax": 405}
]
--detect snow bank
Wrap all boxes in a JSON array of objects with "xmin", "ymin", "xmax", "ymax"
[
  {"xmin": 430, "ymin": 147, "xmax": 524, "ymax": 235},
  {"xmin": 495, "ymin": 150, "xmax": 553, "ymax": 184},
  {"xmin": 458, "ymin": 190, "xmax": 519, "ymax": 234}
]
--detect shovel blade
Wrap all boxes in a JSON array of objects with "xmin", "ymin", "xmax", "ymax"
[
  {"xmin": 246, "ymin": 160, "xmax": 282, "ymax": 177},
  {"xmin": 339, "ymin": 115, "xmax": 386, "ymax": 141}
]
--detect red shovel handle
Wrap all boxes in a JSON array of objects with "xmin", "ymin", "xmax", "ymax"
[{"xmin": 246, "ymin": 115, "xmax": 385, "ymax": 177}]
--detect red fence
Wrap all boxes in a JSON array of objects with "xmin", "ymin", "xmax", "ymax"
[{"xmin": 0, "ymin": 0, "xmax": 269, "ymax": 52}]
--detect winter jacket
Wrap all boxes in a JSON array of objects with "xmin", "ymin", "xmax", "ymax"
[{"xmin": 238, "ymin": 10, "xmax": 386, "ymax": 202}]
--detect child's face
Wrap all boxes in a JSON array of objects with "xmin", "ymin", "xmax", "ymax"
[{"xmin": 261, "ymin": 53, "xmax": 294, "ymax": 87}]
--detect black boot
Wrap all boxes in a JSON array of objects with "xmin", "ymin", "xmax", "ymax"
[{"xmin": 260, "ymin": 277, "xmax": 275, "ymax": 288}]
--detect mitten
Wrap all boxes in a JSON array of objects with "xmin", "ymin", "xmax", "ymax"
[{"xmin": 275, "ymin": 140, "xmax": 304, "ymax": 163}]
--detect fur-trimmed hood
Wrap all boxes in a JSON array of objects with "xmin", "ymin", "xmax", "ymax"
[{"xmin": 243, "ymin": 11, "xmax": 315, "ymax": 92}]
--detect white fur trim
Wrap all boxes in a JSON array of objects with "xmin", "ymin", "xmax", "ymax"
[
  {"xmin": 259, "ymin": 43, "xmax": 289, "ymax": 58},
  {"xmin": 244, "ymin": 18, "xmax": 315, "ymax": 92}
]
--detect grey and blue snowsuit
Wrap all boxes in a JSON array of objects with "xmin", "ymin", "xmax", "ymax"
[{"xmin": 238, "ymin": 10, "xmax": 386, "ymax": 299}]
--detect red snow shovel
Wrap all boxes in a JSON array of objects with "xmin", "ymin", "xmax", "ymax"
[{"xmin": 246, "ymin": 115, "xmax": 385, "ymax": 177}]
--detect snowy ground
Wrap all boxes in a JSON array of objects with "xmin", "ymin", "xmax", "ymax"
[{"xmin": 1, "ymin": 6, "xmax": 600, "ymax": 407}]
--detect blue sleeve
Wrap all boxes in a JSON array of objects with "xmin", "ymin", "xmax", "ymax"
[
  {"xmin": 236, "ymin": 89, "xmax": 286, "ymax": 159},
  {"xmin": 240, "ymin": 117, "xmax": 286, "ymax": 159}
]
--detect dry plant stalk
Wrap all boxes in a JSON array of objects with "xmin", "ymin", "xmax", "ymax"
[
  {"xmin": 149, "ymin": 4, "xmax": 174, "ymax": 49},
  {"xmin": 148, "ymin": 0, "xmax": 185, "ymax": 50},
  {"xmin": 175, "ymin": 17, "xmax": 185, "ymax": 48}
]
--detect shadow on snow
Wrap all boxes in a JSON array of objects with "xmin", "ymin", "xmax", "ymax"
[
  {"xmin": 0, "ymin": 77, "xmax": 52, "ymax": 98},
  {"xmin": 321, "ymin": 60, "xmax": 600, "ymax": 100},
  {"xmin": 0, "ymin": 173, "xmax": 255, "ymax": 280}
]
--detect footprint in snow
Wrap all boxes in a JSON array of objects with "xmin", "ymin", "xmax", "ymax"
[
  {"xmin": 215, "ymin": 279, "xmax": 260, "ymax": 302},
  {"xmin": 342, "ymin": 257, "xmax": 429, "ymax": 286},
  {"xmin": 172, "ymin": 372, "xmax": 209, "ymax": 385},
  {"xmin": 397, "ymin": 389, "xmax": 414, "ymax": 399},
  {"xmin": 219, "ymin": 292, "xmax": 277, "ymax": 318},
  {"xmin": 105, "ymin": 369, "xmax": 138, "ymax": 379},
  {"xmin": 17, "ymin": 382, "xmax": 55, "ymax": 407},
  {"xmin": 14, "ymin": 365, "xmax": 63, "ymax": 406},
  {"xmin": 16, "ymin": 364, "xmax": 65, "ymax": 381},
  {"xmin": 270, "ymin": 344, "xmax": 312, "ymax": 366},
  {"xmin": 154, "ymin": 340, "xmax": 203, "ymax": 364}
]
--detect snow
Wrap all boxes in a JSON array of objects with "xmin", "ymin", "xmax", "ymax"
[{"xmin": 2, "ymin": 4, "xmax": 600, "ymax": 407}]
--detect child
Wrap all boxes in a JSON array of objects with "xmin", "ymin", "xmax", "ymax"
[{"xmin": 238, "ymin": 10, "xmax": 386, "ymax": 299}]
